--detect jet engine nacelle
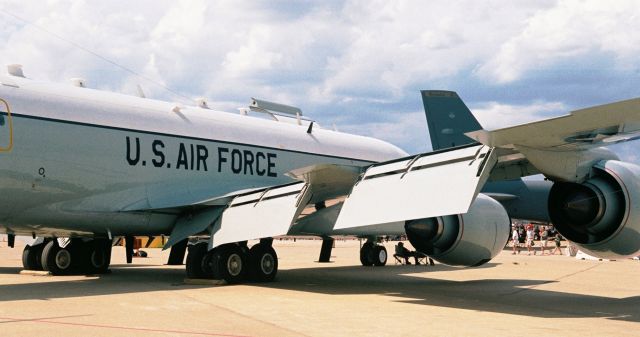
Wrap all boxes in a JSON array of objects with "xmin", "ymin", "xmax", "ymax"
[
  {"xmin": 404, "ymin": 194, "xmax": 510, "ymax": 267},
  {"xmin": 548, "ymin": 160, "xmax": 640, "ymax": 258}
]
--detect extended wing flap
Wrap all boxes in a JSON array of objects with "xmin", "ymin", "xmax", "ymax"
[
  {"xmin": 334, "ymin": 144, "xmax": 496, "ymax": 230},
  {"xmin": 210, "ymin": 182, "xmax": 310, "ymax": 248}
]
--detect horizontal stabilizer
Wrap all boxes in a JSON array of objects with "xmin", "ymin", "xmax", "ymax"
[
  {"xmin": 334, "ymin": 144, "xmax": 496, "ymax": 230},
  {"xmin": 210, "ymin": 182, "xmax": 311, "ymax": 248}
]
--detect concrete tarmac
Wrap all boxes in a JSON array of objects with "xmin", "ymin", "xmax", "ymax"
[{"xmin": 0, "ymin": 239, "xmax": 638, "ymax": 337}]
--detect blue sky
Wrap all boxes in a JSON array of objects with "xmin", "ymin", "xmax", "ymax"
[{"xmin": 1, "ymin": 0, "xmax": 639, "ymax": 161}]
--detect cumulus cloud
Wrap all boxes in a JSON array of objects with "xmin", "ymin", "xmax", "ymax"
[
  {"xmin": 0, "ymin": 1, "xmax": 637, "ymax": 154},
  {"xmin": 476, "ymin": 0, "xmax": 640, "ymax": 83},
  {"xmin": 470, "ymin": 101, "xmax": 567, "ymax": 130},
  {"xmin": 339, "ymin": 111, "xmax": 429, "ymax": 153}
]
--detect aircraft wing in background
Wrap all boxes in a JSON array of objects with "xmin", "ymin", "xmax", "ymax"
[
  {"xmin": 466, "ymin": 97, "xmax": 640, "ymax": 182},
  {"xmin": 466, "ymin": 97, "xmax": 640, "ymax": 150}
]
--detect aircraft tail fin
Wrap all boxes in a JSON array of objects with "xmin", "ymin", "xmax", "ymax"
[{"xmin": 421, "ymin": 90, "xmax": 483, "ymax": 151}]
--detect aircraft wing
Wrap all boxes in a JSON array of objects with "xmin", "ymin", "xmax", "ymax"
[
  {"xmin": 467, "ymin": 97, "xmax": 640, "ymax": 150},
  {"xmin": 466, "ymin": 97, "xmax": 640, "ymax": 182},
  {"xmin": 158, "ymin": 97, "xmax": 640, "ymax": 248},
  {"xmin": 162, "ymin": 144, "xmax": 496, "ymax": 247}
]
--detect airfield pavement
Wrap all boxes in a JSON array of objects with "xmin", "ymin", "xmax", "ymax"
[{"xmin": 0, "ymin": 239, "xmax": 638, "ymax": 337}]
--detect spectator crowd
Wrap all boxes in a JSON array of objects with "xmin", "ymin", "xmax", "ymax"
[{"xmin": 511, "ymin": 223, "xmax": 563, "ymax": 255}]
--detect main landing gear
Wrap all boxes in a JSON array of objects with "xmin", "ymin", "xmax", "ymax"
[
  {"xmin": 22, "ymin": 238, "xmax": 112, "ymax": 275},
  {"xmin": 359, "ymin": 239, "xmax": 387, "ymax": 266},
  {"xmin": 186, "ymin": 239, "xmax": 278, "ymax": 284}
]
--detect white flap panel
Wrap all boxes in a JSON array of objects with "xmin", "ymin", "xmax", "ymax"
[
  {"xmin": 334, "ymin": 145, "xmax": 496, "ymax": 230},
  {"xmin": 210, "ymin": 182, "xmax": 309, "ymax": 248}
]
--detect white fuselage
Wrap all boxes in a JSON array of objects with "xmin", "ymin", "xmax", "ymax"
[{"xmin": 0, "ymin": 75, "xmax": 407, "ymax": 238}]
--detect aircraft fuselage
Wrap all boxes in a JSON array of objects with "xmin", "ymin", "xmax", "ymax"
[{"xmin": 0, "ymin": 75, "xmax": 406, "ymax": 238}]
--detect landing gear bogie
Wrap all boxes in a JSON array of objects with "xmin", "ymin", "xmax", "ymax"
[
  {"xmin": 360, "ymin": 240, "xmax": 387, "ymax": 267},
  {"xmin": 22, "ymin": 238, "xmax": 112, "ymax": 276},
  {"xmin": 186, "ymin": 240, "xmax": 279, "ymax": 284}
]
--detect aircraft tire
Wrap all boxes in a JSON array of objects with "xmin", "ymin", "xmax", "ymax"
[
  {"xmin": 22, "ymin": 244, "xmax": 44, "ymax": 271},
  {"xmin": 41, "ymin": 240, "xmax": 74, "ymax": 275},
  {"xmin": 359, "ymin": 241, "xmax": 375, "ymax": 266},
  {"xmin": 186, "ymin": 242, "xmax": 208, "ymax": 279},
  {"xmin": 208, "ymin": 244, "xmax": 247, "ymax": 284},
  {"xmin": 247, "ymin": 243, "xmax": 278, "ymax": 282},
  {"xmin": 373, "ymin": 245, "xmax": 388, "ymax": 266},
  {"xmin": 83, "ymin": 240, "xmax": 112, "ymax": 274}
]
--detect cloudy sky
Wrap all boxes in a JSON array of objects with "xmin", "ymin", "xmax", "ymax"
[{"xmin": 1, "ymin": 0, "xmax": 639, "ymax": 160}]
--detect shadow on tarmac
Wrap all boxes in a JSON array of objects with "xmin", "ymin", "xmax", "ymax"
[{"xmin": 0, "ymin": 263, "xmax": 637, "ymax": 323}]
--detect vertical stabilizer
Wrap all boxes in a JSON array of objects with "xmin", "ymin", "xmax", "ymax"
[{"xmin": 422, "ymin": 90, "xmax": 483, "ymax": 150}]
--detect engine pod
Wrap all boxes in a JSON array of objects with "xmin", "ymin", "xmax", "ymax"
[
  {"xmin": 405, "ymin": 193, "xmax": 510, "ymax": 267},
  {"xmin": 549, "ymin": 160, "xmax": 640, "ymax": 258}
]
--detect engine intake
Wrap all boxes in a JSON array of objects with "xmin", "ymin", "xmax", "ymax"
[
  {"xmin": 405, "ymin": 194, "xmax": 510, "ymax": 267},
  {"xmin": 549, "ymin": 160, "xmax": 640, "ymax": 258}
]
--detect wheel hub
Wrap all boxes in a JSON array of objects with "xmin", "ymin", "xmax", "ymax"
[
  {"xmin": 378, "ymin": 249, "xmax": 387, "ymax": 263},
  {"xmin": 227, "ymin": 253, "xmax": 243, "ymax": 276},
  {"xmin": 55, "ymin": 249, "xmax": 71, "ymax": 269},
  {"xmin": 260, "ymin": 254, "xmax": 275, "ymax": 274}
]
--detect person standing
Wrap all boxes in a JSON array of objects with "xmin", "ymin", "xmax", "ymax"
[
  {"xmin": 526, "ymin": 224, "xmax": 535, "ymax": 255},
  {"xmin": 551, "ymin": 233, "xmax": 564, "ymax": 255},
  {"xmin": 540, "ymin": 226, "xmax": 549, "ymax": 255},
  {"xmin": 511, "ymin": 226, "xmax": 520, "ymax": 254}
]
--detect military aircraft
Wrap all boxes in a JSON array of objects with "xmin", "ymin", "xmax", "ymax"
[{"xmin": 1, "ymin": 65, "xmax": 639, "ymax": 284}]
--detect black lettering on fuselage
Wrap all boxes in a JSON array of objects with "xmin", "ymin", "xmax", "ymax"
[
  {"xmin": 218, "ymin": 147, "xmax": 229, "ymax": 172},
  {"xmin": 126, "ymin": 136, "xmax": 140, "ymax": 166},
  {"xmin": 127, "ymin": 138, "xmax": 276, "ymax": 175},
  {"xmin": 176, "ymin": 143, "xmax": 189, "ymax": 170},
  {"xmin": 190, "ymin": 144, "xmax": 195, "ymax": 171},
  {"xmin": 256, "ymin": 151, "xmax": 266, "ymax": 176},
  {"xmin": 267, "ymin": 153, "xmax": 277, "ymax": 177},
  {"xmin": 152, "ymin": 140, "xmax": 165, "ymax": 167},
  {"xmin": 197, "ymin": 145, "xmax": 208, "ymax": 171},
  {"xmin": 243, "ymin": 150, "xmax": 254, "ymax": 175},
  {"xmin": 231, "ymin": 149, "xmax": 242, "ymax": 174}
]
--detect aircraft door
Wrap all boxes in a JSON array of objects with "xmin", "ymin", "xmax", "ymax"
[{"xmin": 0, "ymin": 98, "xmax": 13, "ymax": 152}]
